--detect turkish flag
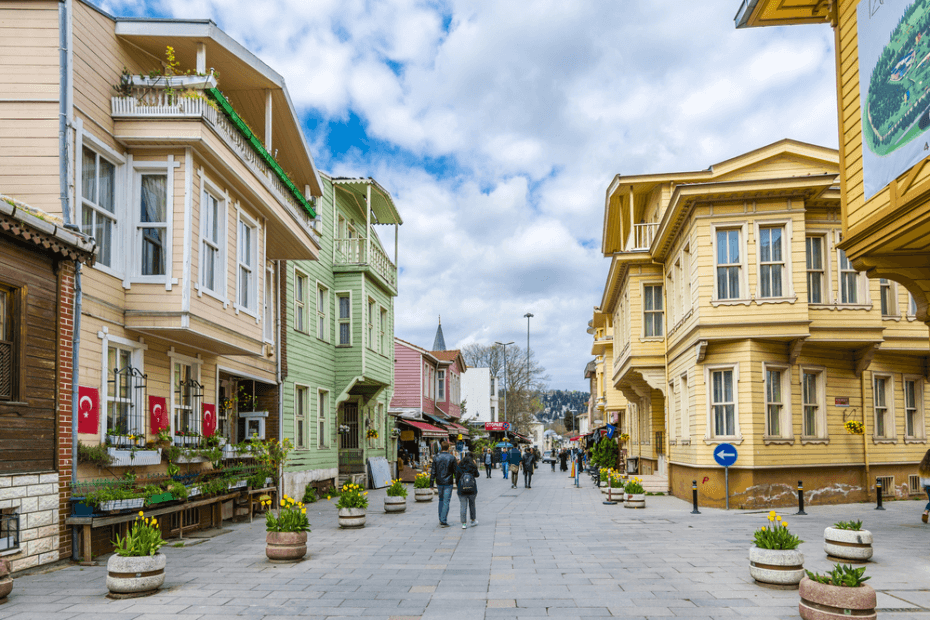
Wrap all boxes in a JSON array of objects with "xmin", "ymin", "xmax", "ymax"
[
  {"xmin": 77, "ymin": 386, "xmax": 99, "ymax": 434},
  {"xmin": 202, "ymin": 403, "xmax": 216, "ymax": 437},
  {"xmin": 149, "ymin": 396, "xmax": 168, "ymax": 433}
]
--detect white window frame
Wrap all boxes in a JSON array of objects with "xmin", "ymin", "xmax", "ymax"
[
  {"xmin": 879, "ymin": 278, "xmax": 899, "ymax": 319},
  {"xmin": 294, "ymin": 384, "xmax": 308, "ymax": 450},
  {"xmin": 263, "ymin": 263, "xmax": 275, "ymax": 344},
  {"xmin": 762, "ymin": 362, "xmax": 793, "ymax": 441},
  {"xmin": 80, "ymin": 146, "xmax": 121, "ymax": 274},
  {"xmin": 799, "ymin": 366, "xmax": 828, "ymax": 442},
  {"xmin": 198, "ymin": 182, "xmax": 227, "ymax": 300},
  {"xmin": 682, "ymin": 243, "xmax": 692, "ymax": 316},
  {"xmin": 317, "ymin": 388, "xmax": 329, "ymax": 449},
  {"xmin": 316, "ymin": 282, "xmax": 329, "ymax": 341},
  {"xmin": 379, "ymin": 306, "xmax": 387, "ymax": 355},
  {"xmin": 367, "ymin": 298, "xmax": 375, "ymax": 351},
  {"xmin": 805, "ymin": 234, "xmax": 828, "ymax": 305},
  {"xmin": 168, "ymin": 350, "xmax": 203, "ymax": 437},
  {"xmin": 235, "ymin": 211, "xmax": 259, "ymax": 315},
  {"xmin": 132, "ymin": 163, "xmax": 173, "ymax": 286},
  {"xmin": 711, "ymin": 223, "xmax": 749, "ymax": 304},
  {"xmin": 908, "ymin": 292, "xmax": 918, "ymax": 321},
  {"xmin": 667, "ymin": 265, "xmax": 677, "ymax": 326},
  {"xmin": 754, "ymin": 220, "xmax": 794, "ymax": 302},
  {"xmin": 836, "ymin": 235, "xmax": 870, "ymax": 308},
  {"xmin": 903, "ymin": 375, "xmax": 926, "ymax": 441},
  {"xmin": 872, "ymin": 373, "xmax": 896, "ymax": 442},
  {"xmin": 642, "ymin": 281, "xmax": 664, "ymax": 339},
  {"xmin": 438, "ymin": 370, "xmax": 446, "ymax": 402},
  {"xmin": 102, "ymin": 340, "xmax": 146, "ymax": 439},
  {"xmin": 294, "ymin": 269, "xmax": 309, "ymax": 334},
  {"xmin": 336, "ymin": 291, "xmax": 352, "ymax": 346},
  {"xmin": 680, "ymin": 371, "xmax": 690, "ymax": 443},
  {"xmin": 77, "ymin": 129, "xmax": 126, "ymax": 279},
  {"xmin": 704, "ymin": 363, "xmax": 742, "ymax": 443}
]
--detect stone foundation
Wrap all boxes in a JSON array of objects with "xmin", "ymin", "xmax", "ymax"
[
  {"xmin": 283, "ymin": 468, "xmax": 338, "ymax": 500},
  {"xmin": 0, "ymin": 473, "xmax": 61, "ymax": 572}
]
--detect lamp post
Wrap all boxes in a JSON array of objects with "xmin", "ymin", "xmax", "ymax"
[{"xmin": 494, "ymin": 341, "xmax": 514, "ymax": 427}]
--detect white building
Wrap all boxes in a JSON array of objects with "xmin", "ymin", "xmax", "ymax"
[
  {"xmin": 461, "ymin": 367, "xmax": 499, "ymax": 423},
  {"xmin": 528, "ymin": 421, "xmax": 545, "ymax": 448}
]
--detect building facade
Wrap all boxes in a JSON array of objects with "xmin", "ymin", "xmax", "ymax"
[{"xmin": 461, "ymin": 367, "xmax": 499, "ymax": 423}]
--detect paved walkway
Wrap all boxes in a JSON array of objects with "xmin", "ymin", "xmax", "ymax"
[{"xmin": 2, "ymin": 466, "xmax": 930, "ymax": 619}]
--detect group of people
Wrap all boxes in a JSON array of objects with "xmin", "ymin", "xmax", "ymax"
[
  {"xmin": 429, "ymin": 441, "xmax": 479, "ymax": 529},
  {"xmin": 485, "ymin": 445, "xmax": 537, "ymax": 489}
]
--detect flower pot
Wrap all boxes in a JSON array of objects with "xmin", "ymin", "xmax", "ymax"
[
  {"xmin": 100, "ymin": 498, "xmax": 145, "ymax": 512},
  {"xmin": 106, "ymin": 553, "xmax": 166, "ymax": 595},
  {"xmin": 607, "ymin": 486, "xmax": 624, "ymax": 503},
  {"xmin": 798, "ymin": 576, "xmax": 876, "ymax": 620},
  {"xmin": 187, "ymin": 486, "xmax": 201, "ymax": 499},
  {"xmin": 147, "ymin": 492, "xmax": 174, "ymax": 505},
  {"xmin": 624, "ymin": 493, "xmax": 645, "ymax": 509},
  {"xmin": 338, "ymin": 507, "xmax": 366, "ymax": 528},
  {"xmin": 823, "ymin": 527, "xmax": 873, "ymax": 562},
  {"xmin": 415, "ymin": 488, "xmax": 433, "ymax": 502},
  {"xmin": 384, "ymin": 496, "xmax": 406, "ymax": 513},
  {"xmin": 748, "ymin": 545, "xmax": 804, "ymax": 587},
  {"xmin": 0, "ymin": 559, "xmax": 12, "ymax": 601},
  {"xmin": 265, "ymin": 531, "xmax": 307, "ymax": 562}
]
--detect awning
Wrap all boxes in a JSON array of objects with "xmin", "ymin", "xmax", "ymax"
[
  {"xmin": 568, "ymin": 435, "xmax": 581, "ymax": 441},
  {"xmin": 399, "ymin": 420, "xmax": 448, "ymax": 438},
  {"xmin": 448, "ymin": 422, "xmax": 469, "ymax": 433}
]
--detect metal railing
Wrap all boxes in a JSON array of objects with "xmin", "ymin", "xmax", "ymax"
[
  {"xmin": 334, "ymin": 237, "xmax": 397, "ymax": 287},
  {"xmin": 628, "ymin": 223, "xmax": 658, "ymax": 252}
]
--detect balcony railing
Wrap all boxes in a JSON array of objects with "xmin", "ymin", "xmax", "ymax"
[
  {"xmin": 111, "ymin": 93, "xmax": 318, "ymax": 244},
  {"xmin": 627, "ymin": 223, "xmax": 658, "ymax": 252},
  {"xmin": 334, "ymin": 237, "xmax": 397, "ymax": 288}
]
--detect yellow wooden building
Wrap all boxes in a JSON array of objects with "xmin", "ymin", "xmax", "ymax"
[
  {"xmin": 599, "ymin": 139, "xmax": 930, "ymax": 508},
  {"xmin": 735, "ymin": 1, "xmax": 930, "ymax": 347},
  {"xmin": 588, "ymin": 310, "xmax": 629, "ymax": 451}
]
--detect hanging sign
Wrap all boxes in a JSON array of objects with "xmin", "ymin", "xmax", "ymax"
[
  {"xmin": 202, "ymin": 403, "xmax": 217, "ymax": 436},
  {"xmin": 835, "ymin": 397, "xmax": 850, "ymax": 407},
  {"xmin": 77, "ymin": 386, "xmax": 99, "ymax": 434},
  {"xmin": 149, "ymin": 396, "xmax": 168, "ymax": 433}
]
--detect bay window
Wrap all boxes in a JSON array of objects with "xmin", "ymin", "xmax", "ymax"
[
  {"xmin": 643, "ymin": 284, "xmax": 663, "ymax": 338},
  {"xmin": 759, "ymin": 226, "xmax": 785, "ymax": 298},
  {"xmin": 715, "ymin": 228, "xmax": 741, "ymax": 300},
  {"xmin": 237, "ymin": 215, "xmax": 257, "ymax": 313},
  {"xmin": 138, "ymin": 174, "xmax": 167, "ymax": 277},
  {"xmin": 81, "ymin": 147, "xmax": 117, "ymax": 269}
]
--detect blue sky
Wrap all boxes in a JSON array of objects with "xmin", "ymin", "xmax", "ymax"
[{"xmin": 99, "ymin": 0, "xmax": 839, "ymax": 390}]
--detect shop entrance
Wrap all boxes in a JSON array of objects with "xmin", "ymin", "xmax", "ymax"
[{"xmin": 339, "ymin": 403, "xmax": 364, "ymax": 475}]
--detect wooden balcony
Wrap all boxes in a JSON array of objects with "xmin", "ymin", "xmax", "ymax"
[
  {"xmin": 334, "ymin": 237, "xmax": 397, "ymax": 293},
  {"xmin": 627, "ymin": 223, "xmax": 658, "ymax": 252}
]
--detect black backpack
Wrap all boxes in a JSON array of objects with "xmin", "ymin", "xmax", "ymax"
[{"xmin": 460, "ymin": 472, "xmax": 477, "ymax": 495}]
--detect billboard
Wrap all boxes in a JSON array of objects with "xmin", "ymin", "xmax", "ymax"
[
  {"xmin": 859, "ymin": 0, "xmax": 930, "ymax": 199},
  {"xmin": 485, "ymin": 422, "xmax": 511, "ymax": 431}
]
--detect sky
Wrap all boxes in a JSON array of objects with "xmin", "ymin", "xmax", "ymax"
[{"xmin": 98, "ymin": 0, "xmax": 839, "ymax": 390}]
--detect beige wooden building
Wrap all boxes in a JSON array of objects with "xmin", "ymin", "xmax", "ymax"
[
  {"xmin": 587, "ymin": 310, "xmax": 629, "ymax": 445},
  {"xmin": 599, "ymin": 139, "xmax": 930, "ymax": 508}
]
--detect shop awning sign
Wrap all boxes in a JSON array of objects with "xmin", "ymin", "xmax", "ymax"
[{"xmin": 485, "ymin": 422, "xmax": 511, "ymax": 431}]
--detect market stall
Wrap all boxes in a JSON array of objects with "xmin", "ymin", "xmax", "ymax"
[{"xmin": 396, "ymin": 419, "xmax": 447, "ymax": 482}]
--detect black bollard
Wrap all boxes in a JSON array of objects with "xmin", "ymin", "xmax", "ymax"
[
  {"xmin": 691, "ymin": 480, "xmax": 700, "ymax": 514},
  {"xmin": 795, "ymin": 480, "xmax": 807, "ymax": 515},
  {"xmin": 876, "ymin": 478, "xmax": 885, "ymax": 510}
]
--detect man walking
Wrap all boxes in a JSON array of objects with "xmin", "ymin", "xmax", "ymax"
[
  {"xmin": 522, "ymin": 448, "xmax": 536, "ymax": 488},
  {"xmin": 500, "ymin": 448, "xmax": 509, "ymax": 480},
  {"xmin": 574, "ymin": 449, "xmax": 583, "ymax": 488},
  {"xmin": 430, "ymin": 441, "xmax": 456, "ymax": 527},
  {"xmin": 508, "ymin": 445, "xmax": 522, "ymax": 489},
  {"xmin": 484, "ymin": 449, "xmax": 493, "ymax": 478}
]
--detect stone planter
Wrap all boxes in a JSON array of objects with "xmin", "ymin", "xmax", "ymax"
[
  {"xmin": 624, "ymin": 493, "xmax": 645, "ymax": 509},
  {"xmin": 748, "ymin": 545, "xmax": 804, "ymax": 587},
  {"xmin": 106, "ymin": 553, "xmax": 166, "ymax": 596},
  {"xmin": 798, "ymin": 576, "xmax": 876, "ymax": 620},
  {"xmin": 384, "ymin": 495, "xmax": 407, "ymax": 513},
  {"xmin": 265, "ymin": 531, "xmax": 307, "ymax": 562},
  {"xmin": 0, "ymin": 559, "xmax": 11, "ymax": 601},
  {"xmin": 823, "ymin": 527, "xmax": 873, "ymax": 562},
  {"xmin": 415, "ymin": 488, "xmax": 433, "ymax": 502},
  {"xmin": 338, "ymin": 507, "xmax": 367, "ymax": 528}
]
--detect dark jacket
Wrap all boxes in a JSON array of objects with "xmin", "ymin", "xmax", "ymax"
[
  {"xmin": 508, "ymin": 448, "xmax": 522, "ymax": 466},
  {"xmin": 455, "ymin": 459, "xmax": 479, "ymax": 492},
  {"xmin": 522, "ymin": 451, "xmax": 536, "ymax": 469},
  {"xmin": 430, "ymin": 451, "xmax": 456, "ymax": 486}
]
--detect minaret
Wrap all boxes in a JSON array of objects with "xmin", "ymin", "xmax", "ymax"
[{"xmin": 432, "ymin": 315, "xmax": 446, "ymax": 351}]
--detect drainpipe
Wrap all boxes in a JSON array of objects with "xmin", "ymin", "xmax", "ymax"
[{"xmin": 276, "ymin": 261, "xmax": 283, "ymax": 504}]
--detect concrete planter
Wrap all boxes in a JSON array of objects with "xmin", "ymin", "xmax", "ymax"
[
  {"xmin": 384, "ymin": 495, "xmax": 407, "ymax": 513},
  {"xmin": 106, "ymin": 553, "xmax": 166, "ymax": 595},
  {"xmin": 798, "ymin": 576, "xmax": 876, "ymax": 620},
  {"xmin": 415, "ymin": 488, "xmax": 433, "ymax": 502},
  {"xmin": 624, "ymin": 493, "xmax": 645, "ymax": 509},
  {"xmin": 338, "ymin": 507, "xmax": 366, "ymax": 528},
  {"xmin": 607, "ymin": 486, "xmax": 625, "ymax": 503},
  {"xmin": 0, "ymin": 559, "xmax": 11, "ymax": 601},
  {"xmin": 749, "ymin": 546, "xmax": 804, "ymax": 587},
  {"xmin": 823, "ymin": 527, "xmax": 873, "ymax": 562},
  {"xmin": 265, "ymin": 531, "xmax": 307, "ymax": 562}
]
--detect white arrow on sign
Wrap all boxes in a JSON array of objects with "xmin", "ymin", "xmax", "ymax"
[{"xmin": 717, "ymin": 450, "xmax": 736, "ymax": 459}]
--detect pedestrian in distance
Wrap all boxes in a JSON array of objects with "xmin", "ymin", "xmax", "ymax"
[
  {"xmin": 509, "ymin": 445, "xmax": 522, "ymax": 489},
  {"xmin": 920, "ymin": 449, "xmax": 930, "ymax": 523},
  {"xmin": 574, "ymin": 449, "xmax": 583, "ymax": 488},
  {"xmin": 430, "ymin": 441, "xmax": 456, "ymax": 527},
  {"xmin": 456, "ymin": 452, "xmax": 479, "ymax": 528},
  {"xmin": 559, "ymin": 449, "xmax": 568, "ymax": 472},
  {"xmin": 500, "ymin": 447, "xmax": 509, "ymax": 480},
  {"xmin": 484, "ymin": 449, "xmax": 493, "ymax": 478},
  {"xmin": 522, "ymin": 448, "xmax": 536, "ymax": 488}
]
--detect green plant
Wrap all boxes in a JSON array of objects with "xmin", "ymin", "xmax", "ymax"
[
  {"xmin": 84, "ymin": 486, "xmax": 146, "ymax": 507},
  {"xmin": 248, "ymin": 468, "xmax": 273, "ymax": 489},
  {"xmin": 335, "ymin": 483, "xmax": 369, "ymax": 510},
  {"xmin": 624, "ymin": 477, "xmax": 645, "ymax": 494},
  {"xmin": 833, "ymin": 520, "xmax": 863, "ymax": 531},
  {"xmin": 77, "ymin": 442, "xmax": 115, "ymax": 468},
  {"xmin": 414, "ymin": 473, "xmax": 431, "ymax": 489},
  {"xmin": 805, "ymin": 564, "xmax": 871, "ymax": 587},
  {"xmin": 302, "ymin": 485, "xmax": 318, "ymax": 504},
  {"xmin": 155, "ymin": 429, "xmax": 172, "ymax": 444},
  {"xmin": 264, "ymin": 494, "xmax": 310, "ymax": 532},
  {"xmin": 591, "ymin": 439, "xmax": 618, "ymax": 469},
  {"xmin": 166, "ymin": 463, "xmax": 181, "ymax": 478},
  {"xmin": 167, "ymin": 481, "xmax": 188, "ymax": 500},
  {"xmin": 113, "ymin": 513, "xmax": 165, "ymax": 557},
  {"xmin": 753, "ymin": 512, "xmax": 803, "ymax": 550},
  {"xmin": 608, "ymin": 474, "xmax": 625, "ymax": 489},
  {"xmin": 385, "ymin": 479, "xmax": 408, "ymax": 498}
]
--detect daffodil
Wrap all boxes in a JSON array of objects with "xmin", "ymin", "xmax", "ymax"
[
  {"xmin": 781, "ymin": 521, "xmax": 788, "ymax": 528},
  {"xmin": 769, "ymin": 510, "xmax": 776, "ymax": 517},
  {"xmin": 776, "ymin": 515, "xmax": 782, "ymax": 521},
  {"xmin": 138, "ymin": 511, "xmax": 145, "ymax": 517}
]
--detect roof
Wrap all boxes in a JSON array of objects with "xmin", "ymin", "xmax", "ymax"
[
  {"xmin": 331, "ymin": 177, "xmax": 403, "ymax": 225},
  {"xmin": 734, "ymin": 0, "xmax": 832, "ymax": 29},
  {"xmin": 431, "ymin": 349, "xmax": 466, "ymax": 371},
  {"xmin": 432, "ymin": 320, "xmax": 447, "ymax": 352},
  {"xmin": 0, "ymin": 196, "xmax": 97, "ymax": 264},
  {"xmin": 398, "ymin": 419, "xmax": 448, "ymax": 438},
  {"xmin": 394, "ymin": 337, "xmax": 441, "ymax": 364}
]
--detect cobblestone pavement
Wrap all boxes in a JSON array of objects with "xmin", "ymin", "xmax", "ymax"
[{"xmin": 1, "ymin": 467, "xmax": 930, "ymax": 619}]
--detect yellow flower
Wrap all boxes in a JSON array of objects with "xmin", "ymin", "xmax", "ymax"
[
  {"xmin": 363, "ymin": 492, "xmax": 368, "ymax": 496},
  {"xmin": 768, "ymin": 516, "xmax": 775, "ymax": 521},
  {"xmin": 301, "ymin": 508, "xmax": 306, "ymax": 514},
  {"xmin": 768, "ymin": 510, "xmax": 776, "ymax": 517},
  {"xmin": 776, "ymin": 515, "xmax": 782, "ymax": 521},
  {"xmin": 781, "ymin": 521, "xmax": 788, "ymax": 528},
  {"xmin": 138, "ymin": 511, "xmax": 145, "ymax": 517},
  {"xmin": 761, "ymin": 526, "xmax": 766, "ymax": 531},
  {"xmin": 151, "ymin": 519, "xmax": 157, "ymax": 526},
  {"xmin": 327, "ymin": 496, "xmax": 331, "ymax": 500}
]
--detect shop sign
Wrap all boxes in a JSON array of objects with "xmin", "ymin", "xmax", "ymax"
[
  {"xmin": 485, "ymin": 422, "xmax": 511, "ymax": 431},
  {"xmin": 835, "ymin": 397, "xmax": 850, "ymax": 407}
]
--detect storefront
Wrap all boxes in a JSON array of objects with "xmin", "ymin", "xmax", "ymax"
[{"xmin": 396, "ymin": 419, "xmax": 447, "ymax": 481}]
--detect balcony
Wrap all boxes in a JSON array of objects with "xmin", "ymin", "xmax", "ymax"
[
  {"xmin": 334, "ymin": 237, "xmax": 397, "ymax": 292},
  {"xmin": 627, "ymin": 223, "xmax": 658, "ymax": 252}
]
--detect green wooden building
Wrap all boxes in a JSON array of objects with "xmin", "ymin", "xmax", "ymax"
[{"xmin": 280, "ymin": 175, "xmax": 402, "ymax": 497}]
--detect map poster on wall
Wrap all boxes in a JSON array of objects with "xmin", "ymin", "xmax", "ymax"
[{"xmin": 858, "ymin": 0, "xmax": 930, "ymax": 200}]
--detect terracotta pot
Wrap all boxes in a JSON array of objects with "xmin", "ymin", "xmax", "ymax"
[
  {"xmin": 106, "ymin": 553, "xmax": 166, "ymax": 595},
  {"xmin": 748, "ymin": 545, "xmax": 804, "ymax": 587},
  {"xmin": 823, "ymin": 527, "xmax": 873, "ymax": 562},
  {"xmin": 338, "ymin": 507, "xmax": 366, "ymax": 528},
  {"xmin": 0, "ymin": 558, "xmax": 11, "ymax": 600},
  {"xmin": 624, "ymin": 493, "xmax": 645, "ymax": 509},
  {"xmin": 384, "ymin": 495, "xmax": 406, "ymax": 513},
  {"xmin": 265, "ymin": 531, "xmax": 307, "ymax": 562},
  {"xmin": 798, "ymin": 576, "xmax": 876, "ymax": 619},
  {"xmin": 414, "ymin": 488, "xmax": 433, "ymax": 502}
]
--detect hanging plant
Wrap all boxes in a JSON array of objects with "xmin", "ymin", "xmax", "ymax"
[{"xmin": 844, "ymin": 421, "xmax": 864, "ymax": 435}]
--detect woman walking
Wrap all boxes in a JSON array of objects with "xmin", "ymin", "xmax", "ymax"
[
  {"xmin": 456, "ymin": 452, "xmax": 479, "ymax": 529},
  {"xmin": 920, "ymin": 449, "xmax": 930, "ymax": 523},
  {"xmin": 484, "ymin": 449, "xmax": 493, "ymax": 478}
]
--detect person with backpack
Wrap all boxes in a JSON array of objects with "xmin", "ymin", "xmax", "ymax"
[
  {"xmin": 522, "ymin": 448, "xmax": 536, "ymax": 488},
  {"xmin": 484, "ymin": 449, "xmax": 493, "ymax": 478},
  {"xmin": 456, "ymin": 452, "xmax": 479, "ymax": 529}
]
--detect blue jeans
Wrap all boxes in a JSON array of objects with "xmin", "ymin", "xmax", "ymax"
[
  {"xmin": 437, "ymin": 484, "xmax": 453, "ymax": 524},
  {"xmin": 502, "ymin": 463, "xmax": 509, "ymax": 478},
  {"xmin": 924, "ymin": 486, "xmax": 930, "ymax": 511}
]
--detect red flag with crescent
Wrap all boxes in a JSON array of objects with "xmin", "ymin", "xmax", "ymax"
[
  {"xmin": 77, "ymin": 386, "xmax": 99, "ymax": 434},
  {"xmin": 202, "ymin": 403, "xmax": 216, "ymax": 437},
  {"xmin": 149, "ymin": 396, "xmax": 168, "ymax": 433}
]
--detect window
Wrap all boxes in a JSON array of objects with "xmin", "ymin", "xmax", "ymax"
[
  {"xmin": 674, "ymin": 258, "xmax": 683, "ymax": 322},
  {"xmin": 0, "ymin": 286, "xmax": 17, "ymax": 401},
  {"xmin": 173, "ymin": 362, "xmax": 196, "ymax": 434},
  {"xmin": 106, "ymin": 345, "xmax": 135, "ymax": 435},
  {"xmin": 317, "ymin": 389, "xmax": 328, "ymax": 448},
  {"xmin": 679, "ymin": 373, "xmax": 690, "ymax": 441},
  {"xmin": 682, "ymin": 245, "xmax": 692, "ymax": 315},
  {"xmin": 200, "ymin": 190, "xmax": 223, "ymax": 294},
  {"xmin": 710, "ymin": 368, "xmax": 736, "ymax": 437},
  {"xmin": 317, "ymin": 284, "xmax": 329, "ymax": 340},
  {"xmin": 643, "ymin": 284, "xmax": 663, "ymax": 337},
  {"xmin": 81, "ymin": 148, "xmax": 116, "ymax": 268},
  {"xmin": 438, "ymin": 370, "xmax": 446, "ymax": 402},
  {"xmin": 874, "ymin": 375, "xmax": 893, "ymax": 439},
  {"xmin": 0, "ymin": 509, "xmax": 19, "ymax": 553},
  {"xmin": 295, "ymin": 385, "xmax": 308, "ymax": 449},
  {"xmin": 667, "ymin": 267, "xmax": 676, "ymax": 325},
  {"xmin": 138, "ymin": 173, "xmax": 168, "ymax": 277},
  {"xmin": 490, "ymin": 406, "xmax": 496, "ymax": 420},
  {"xmin": 909, "ymin": 293, "xmax": 918, "ymax": 318},
  {"xmin": 716, "ymin": 229, "xmax": 741, "ymax": 300},
  {"xmin": 880, "ymin": 279, "xmax": 896, "ymax": 317},
  {"xmin": 801, "ymin": 370, "xmax": 825, "ymax": 438},
  {"xmin": 264, "ymin": 264, "xmax": 275, "ymax": 343},
  {"xmin": 764, "ymin": 367, "xmax": 788, "ymax": 438},
  {"xmin": 839, "ymin": 249, "xmax": 859, "ymax": 304},
  {"xmin": 367, "ymin": 298, "xmax": 374, "ymax": 350},
  {"xmin": 294, "ymin": 272, "xmax": 308, "ymax": 333},
  {"xmin": 806, "ymin": 236, "xmax": 825, "ymax": 304},
  {"xmin": 905, "ymin": 378, "xmax": 923, "ymax": 439},
  {"xmin": 237, "ymin": 217, "xmax": 257, "ymax": 311},
  {"xmin": 759, "ymin": 226, "xmax": 785, "ymax": 298},
  {"xmin": 380, "ymin": 307, "xmax": 387, "ymax": 354},
  {"xmin": 377, "ymin": 403, "xmax": 385, "ymax": 447},
  {"xmin": 337, "ymin": 293, "xmax": 351, "ymax": 345}
]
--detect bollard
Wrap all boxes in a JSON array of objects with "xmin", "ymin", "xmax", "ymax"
[
  {"xmin": 691, "ymin": 480, "xmax": 700, "ymax": 514},
  {"xmin": 795, "ymin": 480, "xmax": 807, "ymax": 515},
  {"xmin": 876, "ymin": 478, "xmax": 885, "ymax": 510}
]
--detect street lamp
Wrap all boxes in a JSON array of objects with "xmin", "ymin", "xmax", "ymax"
[
  {"xmin": 523, "ymin": 312, "xmax": 533, "ymax": 390},
  {"xmin": 494, "ymin": 341, "xmax": 514, "ymax": 426}
]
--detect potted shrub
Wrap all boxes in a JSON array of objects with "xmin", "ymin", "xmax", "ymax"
[
  {"xmin": 384, "ymin": 478, "xmax": 407, "ymax": 513},
  {"xmin": 336, "ymin": 483, "xmax": 369, "ymax": 528},
  {"xmin": 799, "ymin": 564, "xmax": 876, "ymax": 620},
  {"xmin": 624, "ymin": 477, "xmax": 645, "ymax": 509},
  {"xmin": 607, "ymin": 472, "xmax": 625, "ymax": 503},
  {"xmin": 414, "ymin": 473, "xmax": 432, "ymax": 502},
  {"xmin": 106, "ymin": 513, "xmax": 166, "ymax": 596},
  {"xmin": 824, "ymin": 520, "xmax": 873, "ymax": 562},
  {"xmin": 264, "ymin": 495, "xmax": 310, "ymax": 562},
  {"xmin": 749, "ymin": 512, "xmax": 805, "ymax": 587}
]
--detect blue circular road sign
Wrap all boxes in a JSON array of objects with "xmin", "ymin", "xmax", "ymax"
[{"xmin": 713, "ymin": 443, "xmax": 738, "ymax": 467}]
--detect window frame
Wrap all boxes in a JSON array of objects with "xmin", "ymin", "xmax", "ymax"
[
  {"xmin": 835, "ymin": 235, "xmax": 870, "ymax": 308},
  {"xmin": 872, "ymin": 373, "xmax": 896, "ymax": 442},
  {"xmin": 80, "ymin": 146, "xmax": 120, "ymax": 274},
  {"xmin": 908, "ymin": 292, "xmax": 918, "ymax": 321},
  {"xmin": 754, "ymin": 220, "xmax": 794, "ymax": 302},
  {"xmin": 379, "ymin": 306, "xmax": 388, "ymax": 355},
  {"xmin": 903, "ymin": 375, "xmax": 926, "ymax": 442},
  {"xmin": 263, "ymin": 263, "xmax": 275, "ymax": 344},
  {"xmin": 879, "ymin": 278, "xmax": 899, "ymax": 319},
  {"xmin": 0, "ymin": 284, "xmax": 23, "ymax": 403},
  {"xmin": 132, "ymin": 164, "xmax": 172, "ymax": 285},
  {"xmin": 681, "ymin": 243, "xmax": 692, "ymax": 317},
  {"xmin": 293, "ymin": 269, "xmax": 309, "ymax": 334},
  {"xmin": 704, "ymin": 363, "xmax": 742, "ymax": 443},
  {"xmin": 711, "ymin": 223, "xmax": 749, "ymax": 304},
  {"xmin": 799, "ymin": 366, "xmax": 828, "ymax": 442},
  {"xmin": 76, "ymin": 132, "xmax": 126, "ymax": 279},
  {"xmin": 642, "ymin": 282, "xmax": 664, "ymax": 339},
  {"xmin": 438, "ymin": 370, "xmax": 446, "ymax": 402},
  {"xmin": 198, "ymin": 183, "xmax": 227, "ymax": 300},
  {"xmin": 294, "ymin": 384, "xmax": 308, "ymax": 450},
  {"xmin": 169, "ymin": 351, "xmax": 202, "ymax": 438},
  {"xmin": 336, "ymin": 291, "xmax": 352, "ymax": 347},
  {"xmin": 805, "ymin": 234, "xmax": 826, "ymax": 305},
  {"xmin": 316, "ymin": 282, "xmax": 329, "ymax": 342},
  {"xmin": 99, "ymin": 334, "xmax": 146, "ymax": 440},
  {"xmin": 679, "ymin": 371, "xmax": 690, "ymax": 443},
  {"xmin": 762, "ymin": 362, "xmax": 793, "ymax": 442},
  {"xmin": 367, "ymin": 298, "xmax": 375, "ymax": 351},
  {"xmin": 317, "ymin": 388, "xmax": 329, "ymax": 449},
  {"xmin": 235, "ymin": 211, "xmax": 259, "ymax": 316}
]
